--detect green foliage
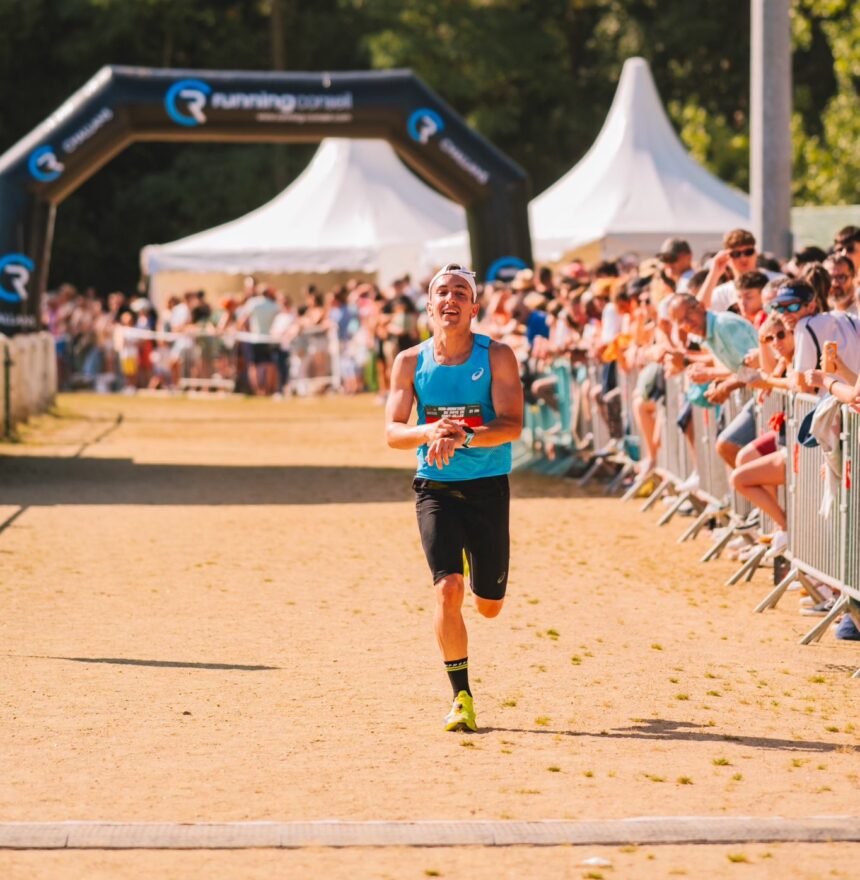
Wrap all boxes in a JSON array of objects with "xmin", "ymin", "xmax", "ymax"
[
  {"xmin": 0, "ymin": 0, "xmax": 854, "ymax": 292},
  {"xmin": 791, "ymin": 0, "xmax": 860, "ymax": 204}
]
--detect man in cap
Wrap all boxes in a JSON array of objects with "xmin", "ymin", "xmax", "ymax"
[{"xmin": 385, "ymin": 263, "xmax": 523, "ymax": 733}]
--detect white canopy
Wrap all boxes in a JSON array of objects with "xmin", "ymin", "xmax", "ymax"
[
  {"xmin": 142, "ymin": 138, "xmax": 467, "ymax": 286},
  {"xmin": 422, "ymin": 56, "xmax": 751, "ymax": 271},
  {"xmin": 530, "ymin": 56, "xmax": 750, "ymax": 262}
]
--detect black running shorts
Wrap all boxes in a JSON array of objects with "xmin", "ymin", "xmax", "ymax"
[{"xmin": 413, "ymin": 474, "xmax": 510, "ymax": 601}]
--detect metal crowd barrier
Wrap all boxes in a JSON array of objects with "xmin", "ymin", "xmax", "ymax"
[
  {"xmin": 578, "ymin": 361, "xmax": 637, "ymax": 489},
  {"xmin": 115, "ymin": 326, "xmax": 341, "ymax": 395},
  {"xmin": 519, "ymin": 358, "xmax": 578, "ymax": 476},
  {"xmin": 753, "ymin": 394, "xmax": 857, "ymax": 660},
  {"xmin": 644, "ymin": 375, "xmax": 696, "ymax": 519},
  {"xmin": 842, "ymin": 405, "xmax": 860, "ymax": 606},
  {"xmin": 839, "ymin": 406, "xmax": 860, "ymax": 677},
  {"xmin": 725, "ymin": 389, "xmax": 755, "ymax": 522}
]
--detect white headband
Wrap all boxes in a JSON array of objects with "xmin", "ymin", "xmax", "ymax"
[{"xmin": 429, "ymin": 264, "xmax": 478, "ymax": 301}]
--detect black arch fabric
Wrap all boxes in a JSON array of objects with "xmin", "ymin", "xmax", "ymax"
[{"xmin": 0, "ymin": 67, "xmax": 532, "ymax": 334}]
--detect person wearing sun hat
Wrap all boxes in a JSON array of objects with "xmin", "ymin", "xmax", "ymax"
[{"xmin": 769, "ymin": 280, "xmax": 860, "ymax": 392}]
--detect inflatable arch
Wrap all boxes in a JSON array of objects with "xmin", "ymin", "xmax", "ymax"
[{"xmin": 0, "ymin": 66, "xmax": 532, "ymax": 333}]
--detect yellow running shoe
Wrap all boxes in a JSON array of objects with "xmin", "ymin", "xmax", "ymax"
[{"xmin": 444, "ymin": 690, "xmax": 477, "ymax": 732}]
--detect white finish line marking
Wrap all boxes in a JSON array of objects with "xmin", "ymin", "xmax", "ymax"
[{"xmin": 0, "ymin": 817, "xmax": 858, "ymax": 849}]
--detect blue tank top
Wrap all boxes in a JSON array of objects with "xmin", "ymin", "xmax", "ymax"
[{"xmin": 414, "ymin": 333, "xmax": 512, "ymax": 481}]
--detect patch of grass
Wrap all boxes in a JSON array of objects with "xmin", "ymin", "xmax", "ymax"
[
  {"xmin": 516, "ymin": 788, "xmax": 541, "ymax": 795},
  {"xmin": 584, "ymin": 873, "xmax": 604, "ymax": 880},
  {"xmin": 501, "ymin": 698, "xmax": 517, "ymax": 708},
  {"xmin": 706, "ymin": 690, "xmax": 721, "ymax": 697},
  {"xmin": 825, "ymin": 725, "xmax": 839, "ymax": 733},
  {"xmin": 547, "ymin": 766, "xmax": 561, "ymax": 773},
  {"xmin": 460, "ymin": 740, "xmax": 475, "ymax": 749},
  {"xmin": 500, "ymin": 749, "xmax": 512, "ymax": 755},
  {"xmin": 651, "ymin": 643, "xmax": 663, "ymax": 651},
  {"xmin": 817, "ymin": 764, "xmax": 827, "ymax": 770},
  {"xmin": 619, "ymin": 845, "xmax": 637, "ymax": 853},
  {"xmin": 712, "ymin": 758, "xmax": 730, "ymax": 766},
  {"xmin": 644, "ymin": 774, "xmax": 665, "ymax": 783},
  {"xmin": 809, "ymin": 675, "xmax": 826, "ymax": 684},
  {"xmin": 677, "ymin": 776, "xmax": 693, "ymax": 785},
  {"xmin": 731, "ymin": 773, "xmax": 743, "ymax": 781},
  {"xmin": 675, "ymin": 693, "xmax": 690, "ymax": 701},
  {"xmin": 424, "ymin": 871, "xmax": 441, "ymax": 877},
  {"xmin": 727, "ymin": 853, "xmax": 749, "ymax": 863},
  {"xmin": 791, "ymin": 758, "xmax": 806, "ymax": 768},
  {"xmin": 583, "ymin": 770, "xmax": 594, "ymax": 778},
  {"xmin": 570, "ymin": 655, "xmax": 582, "ymax": 665},
  {"xmin": 546, "ymin": 629, "xmax": 560, "ymax": 640},
  {"xmin": 527, "ymin": 598, "xmax": 539, "ymax": 605},
  {"xmin": 669, "ymin": 677, "xmax": 679, "ymax": 683},
  {"xmin": 535, "ymin": 716, "xmax": 550, "ymax": 726}
]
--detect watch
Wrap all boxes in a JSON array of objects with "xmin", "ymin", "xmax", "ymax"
[{"xmin": 462, "ymin": 425, "xmax": 475, "ymax": 448}]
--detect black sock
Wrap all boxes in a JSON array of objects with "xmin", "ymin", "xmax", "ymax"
[{"xmin": 445, "ymin": 657, "xmax": 470, "ymax": 697}]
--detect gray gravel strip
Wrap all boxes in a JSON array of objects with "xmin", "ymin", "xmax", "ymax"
[{"xmin": 0, "ymin": 816, "xmax": 857, "ymax": 849}]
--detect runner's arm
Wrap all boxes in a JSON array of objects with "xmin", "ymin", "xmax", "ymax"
[{"xmin": 385, "ymin": 351, "xmax": 464, "ymax": 450}]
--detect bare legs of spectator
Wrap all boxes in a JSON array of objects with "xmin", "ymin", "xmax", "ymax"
[
  {"xmin": 249, "ymin": 362, "xmax": 277, "ymax": 396},
  {"xmin": 633, "ymin": 394, "xmax": 658, "ymax": 472},
  {"xmin": 531, "ymin": 375, "xmax": 559, "ymax": 411},
  {"xmin": 716, "ymin": 436, "xmax": 741, "ymax": 468},
  {"xmin": 729, "ymin": 450, "xmax": 787, "ymax": 529}
]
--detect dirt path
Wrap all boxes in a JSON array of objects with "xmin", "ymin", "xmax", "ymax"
[{"xmin": 1, "ymin": 393, "xmax": 857, "ymax": 878}]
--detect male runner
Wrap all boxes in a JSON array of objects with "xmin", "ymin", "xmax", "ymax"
[{"xmin": 385, "ymin": 263, "xmax": 523, "ymax": 732}]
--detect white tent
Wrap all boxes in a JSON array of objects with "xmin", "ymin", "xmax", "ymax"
[
  {"xmin": 142, "ymin": 138, "xmax": 467, "ymax": 289},
  {"xmin": 422, "ymin": 56, "xmax": 751, "ymax": 271},
  {"xmin": 530, "ymin": 56, "xmax": 750, "ymax": 262}
]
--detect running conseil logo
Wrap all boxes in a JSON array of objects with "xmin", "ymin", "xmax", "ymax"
[
  {"xmin": 27, "ymin": 145, "xmax": 64, "ymax": 182},
  {"xmin": 407, "ymin": 108, "xmax": 444, "ymax": 145},
  {"xmin": 165, "ymin": 78, "xmax": 212, "ymax": 127},
  {"xmin": 0, "ymin": 254, "xmax": 34, "ymax": 304}
]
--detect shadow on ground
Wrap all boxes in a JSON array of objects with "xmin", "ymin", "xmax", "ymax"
[
  {"xmin": 0, "ymin": 456, "xmax": 580, "ymax": 506},
  {"xmin": 478, "ymin": 718, "xmax": 859, "ymax": 754},
  {"xmin": 34, "ymin": 655, "xmax": 278, "ymax": 671},
  {"xmin": 0, "ymin": 457, "xmax": 414, "ymax": 506}
]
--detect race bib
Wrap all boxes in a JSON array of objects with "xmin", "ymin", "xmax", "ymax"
[{"xmin": 425, "ymin": 404, "xmax": 484, "ymax": 427}]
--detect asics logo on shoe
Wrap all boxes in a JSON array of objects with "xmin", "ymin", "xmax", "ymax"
[{"xmin": 471, "ymin": 368, "xmax": 484, "ymax": 381}]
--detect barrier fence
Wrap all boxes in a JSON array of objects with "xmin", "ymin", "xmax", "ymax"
[
  {"xmin": 1, "ymin": 332, "xmax": 56, "ymax": 437},
  {"xmin": 517, "ymin": 356, "xmax": 860, "ymax": 678},
  {"xmin": 79, "ymin": 326, "xmax": 342, "ymax": 395}
]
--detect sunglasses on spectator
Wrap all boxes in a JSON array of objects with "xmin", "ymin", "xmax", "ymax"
[
  {"xmin": 729, "ymin": 247, "xmax": 756, "ymax": 259},
  {"xmin": 760, "ymin": 329, "xmax": 787, "ymax": 343},
  {"xmin": 773, "ymin": 301, "xmax": 804, "ymax": 314},
  {"xmin": 831, "ymin": 274, "xmax": 852, "ymax": 283}
]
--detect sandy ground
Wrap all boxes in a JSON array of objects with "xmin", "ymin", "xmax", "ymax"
[{"xmin": 1, "ymin": 393, "xmax": 858, "ymax": 878}]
